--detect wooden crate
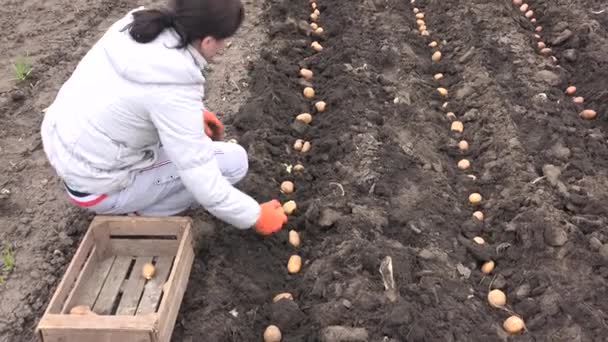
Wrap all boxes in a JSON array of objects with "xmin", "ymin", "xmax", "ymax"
[{"xmin": 36, "ymin": 216, "xmax": 195, "ymax": 342}]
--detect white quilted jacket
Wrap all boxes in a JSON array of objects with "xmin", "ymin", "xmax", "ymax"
[{"xmin": 40, "ymin": 9, "xmax": 260, "ymax": 229}]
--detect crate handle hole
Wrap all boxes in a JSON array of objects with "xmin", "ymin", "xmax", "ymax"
[{"xmin": 110, "ymin": 235, "xmax": 177, "ymax": 240}]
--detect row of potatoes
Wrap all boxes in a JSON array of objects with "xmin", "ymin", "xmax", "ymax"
[
  {"xmin": 263, "ymin": 1, "xmax": 326, "ymax": 341},
  {"xmin": 410, "ymin": 0, "xmax": 526, "ymax": 335},
  {"xmin": 513, "ymin": 0, "xmax": 597, "ymax": 120}
]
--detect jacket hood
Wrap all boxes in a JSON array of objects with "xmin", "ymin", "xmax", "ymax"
[{"xmin": 102, "ymin": 10, "xmax": 207, "ymax": 85}]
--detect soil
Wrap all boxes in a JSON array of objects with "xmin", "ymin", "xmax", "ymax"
[{"xmin": 1, "ymin": 0, "xmax": 608, "ymax": 341}]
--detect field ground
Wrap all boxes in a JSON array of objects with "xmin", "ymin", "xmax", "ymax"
[{"xmin": 1, "ymin": 0, "xmax": 608, "ymax": 341}]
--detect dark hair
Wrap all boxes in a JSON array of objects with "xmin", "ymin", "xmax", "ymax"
[{"xmin": 123, "ymin": 0, "xmax": 244, "ymax": 48}]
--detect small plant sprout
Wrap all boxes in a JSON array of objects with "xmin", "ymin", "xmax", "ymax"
[
  {"xmin": 0, "ymin": 244, "xmax": 15, "ymax": 284},
  {"xmin": 13, "ymin": 56, "xmax": 32, "ymax": 81},
  {"xmin": 3, "ymin": 244, "xmax": 15, "ymax": 273}
]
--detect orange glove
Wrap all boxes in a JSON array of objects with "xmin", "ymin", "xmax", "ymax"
[
  {"xmin": 255, "ymin": 200, "xmax": 288, "ymax": 235},
  {"xmin": 203, "ymin": 110, "xmax": 225, "ymax": 141}
]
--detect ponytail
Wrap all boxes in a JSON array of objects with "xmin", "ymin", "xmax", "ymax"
[
  {"xmin": 122, "ymin": 0, "xmax": 244, "ymax": 47},
  {"xmin": 123, "ymin": 9, "xmax": 175, "ymax": 43}
]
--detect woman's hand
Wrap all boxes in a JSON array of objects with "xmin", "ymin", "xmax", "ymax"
[
  {"xmin": 255, "ymin": 200, "xmax": 288, "ymax": 235},
  {"xmin": 203, "ymin": 110, "xmax": 225, "ymax": 141}
]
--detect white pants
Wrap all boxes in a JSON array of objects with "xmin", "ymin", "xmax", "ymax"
[{"xmin": 67, "ymin": 142, "xmax": 248, "ymax": 216}]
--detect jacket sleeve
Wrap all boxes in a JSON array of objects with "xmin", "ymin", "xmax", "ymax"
[{"xmin": 147, "ymin": 87, "xmax": 260, "ymax": 229}]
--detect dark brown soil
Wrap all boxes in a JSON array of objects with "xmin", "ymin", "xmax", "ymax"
[{"xmin": 1, "ymin": 0, "xmax": 608, "ymax": 341}]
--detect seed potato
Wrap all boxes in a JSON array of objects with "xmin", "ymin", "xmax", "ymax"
[{"xmin": 288, "ymin": 255, "xmax": 302, "ymax": 274}]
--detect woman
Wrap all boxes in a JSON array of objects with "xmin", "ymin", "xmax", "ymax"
[{"xmin": 40, "ymin": 0, "xmax": 287, "ymax": 235}]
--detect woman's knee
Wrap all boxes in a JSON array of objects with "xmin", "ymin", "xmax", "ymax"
[{"xmin": 222, "ymin": 143, "xmax": 249, "ymax": 184}]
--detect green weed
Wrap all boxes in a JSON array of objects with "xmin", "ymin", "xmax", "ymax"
[
  {"xmin": 0, "ymin": 244, "xmax": 14, "ymax": 285},
  {"xmin": 13, "ymin": 56, "xmax": 32, "ymax": 81},
  {"xmin": 2, "ymin": 244, "xmax": 14, "ymax": 273}
]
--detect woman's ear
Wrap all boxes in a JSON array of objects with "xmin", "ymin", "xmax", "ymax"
[
  {"xmin": 199, "ymin": 36, "xmax": 225, "ymax": 59},
  {"xmin": 199, "ymin": 36, "xmax": 215, "ymax": 58},
  {"xmin": 201, "ymin": 36, "xmax": 213, "ymax": 48}
]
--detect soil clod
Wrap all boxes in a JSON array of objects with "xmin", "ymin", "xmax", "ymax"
[
  {"xmin": 319, "ymin": 208, "xmax": 342, "ymax": 228},
  {"xmin": 598, "ymin": 244, "xmax": 608, "ymax": 261},
  {"xmin": 544, "ymin": 226, "xmax": 569, "ymax": 247},
  {"xmin": 542, "ymin": 164, "xmax": 562, "ymax": 187},
  {"xmin": 270, "ymin": 299, "xmax": 306, "ymax": 331},
  {"xmin": 535, "ymin": 70, "xmax": 562, "ymax": 86},
  {"xmin": 551, "ymin": 29, "xmax": 574, "ymax": 46},
  {"xmin": 321, "ymin": 326, "xmax": 369, "ymax": 342},
  {"xmin": 589, "ymin": 237, "xmax": 603, "ymax": 251},
  {"xmin": 457, "ymin": 235, "xmax": 495, "ymax": 261}
]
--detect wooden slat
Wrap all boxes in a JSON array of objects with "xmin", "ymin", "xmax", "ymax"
[
  {"xmin": 116, "ymin": 256, "xmax": 153, "ymax": 316},
  {"xmin": 104, "ymin": 216, "xmax": 192, "ymax": 240},
  {"xmin": 93, "ymin": 256, "xmax": 133, "ymax": 315},
  {"xmin": 110, "ymin": 240, "xmax": 178, "ymax": 257},
  {"xmin": 61, "ymin": 246, "xmax": 100, "ymax": 314},
  {"xmin": 41, "ymin": 330, "xmax": 152, "ymax": 342},
  {"xmin": 37, "ymin": 313, "xmax": 157, "ymax": 331},
  {"xmin": 109, "ymin": 223, "xmax": 182, "ymax": 238},
  {"xmin": 43, "ymin": 224, "xmax": 96, "ymax": 314},
  {"xmin": 63, "ymin": 256, "xmax": 115, "ymax": 314},
  {"xmin": 38, "ymin": 314, "xmax": 157, "ymax": 342},
  {"xmin": 136, "ymin": 257, "xmax": 174, "ymax": 315},
  {"xmin": 158, "ymin": 224, "xmax": 194, "ymax": 342},
  {"xmin": 91, "ymin": 220, "xmax": 112, "ymax": 258}
]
